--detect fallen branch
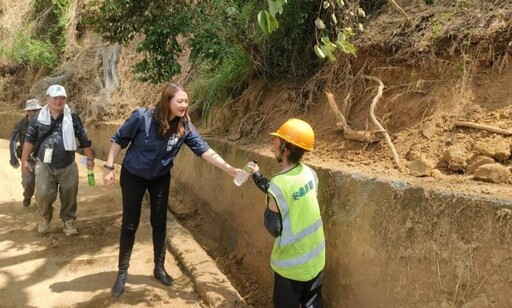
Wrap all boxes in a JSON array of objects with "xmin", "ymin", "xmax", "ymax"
[
  {"xmin": 454, "ymin": 121, "xmax": 512, "ymax": 136},
  {"xmin": 362, "ymin": 75, "xmax": 401, "ymax": 167},
  {"xmin": 324, "ymin": 91, "xmax": 375, "ymax": 143}
]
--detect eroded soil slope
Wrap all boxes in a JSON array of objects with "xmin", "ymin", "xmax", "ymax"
[{"xmin": 204, "ymin": 2, "xmax": 512, "ymax": 199}]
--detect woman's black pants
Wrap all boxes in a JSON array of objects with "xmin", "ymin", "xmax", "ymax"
[{"xmin": 117, "ymin": 166, "xmax": 171, "ymax": 271}]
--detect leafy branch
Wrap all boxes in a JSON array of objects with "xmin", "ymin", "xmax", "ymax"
[{"xmin": 258, "ymin": 0, "xmax": 365, "ymax": 61}]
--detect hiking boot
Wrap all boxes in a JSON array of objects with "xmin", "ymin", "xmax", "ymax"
[
  {"xmin": 63, "ymin": 219, "xmax": 78, "ymax": 236},
  {"xmin": 23, "ymin": 198, "xmax": 31, "ymax": 208},
  {"xmin": 38, "ymin": 217, "xmax": 50, "ymax": 233}
]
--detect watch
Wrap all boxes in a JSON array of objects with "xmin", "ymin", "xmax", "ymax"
[{"xmin": 103, "ymin": 164, "xmax": 115, "ymax": 171}]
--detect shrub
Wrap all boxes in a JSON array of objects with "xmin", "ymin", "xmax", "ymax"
[{"xmin": 0, "ymin": 29, "xmax": 57, "ymax": 69}]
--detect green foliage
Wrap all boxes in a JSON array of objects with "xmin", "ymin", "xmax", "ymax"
[
  {"xmin": 185, "ymin": 2, "xmax": 260, "ymax": 117},
  {"xmin": 189, "ymin": 46, "xmax": 252, "ymax": 119},
  {"xmin": 90, "ymin": 0, "xmax": 261, "ymax": 84},
  {"xmin": 0, "ymin": 0, "xmax": 70, "ymax": 71},
  {"xmin": 0, "ymin": 29, "xmax": 57, "ymax": 69},
  {"xmin": 258, "ymin": 10, "xmax": 279, "ymax": 34},
  {"xmin": 88, "ymin": 0, "xmax": 382, "ymax": 116},
  {"xmin": 89, "ymin": 0, "xmax": 260, "ymax": 117},
  {"xmin": 256, "ymin": 0, "xmax": 320, "ymax": 80},
  {"xmin": 89, "ymin": 0, "xmax": 193, "ymax": 83},
  {"xmin": 258, "ymin": 0, "xmax": 365, "ymax": 62},
  {"xmin": 189, "ymin": 2, "xmax": 261, "ymax": 65},
  {"xmin": 31, "ymin": 0, "xmax": 71, "ymax": 54}
]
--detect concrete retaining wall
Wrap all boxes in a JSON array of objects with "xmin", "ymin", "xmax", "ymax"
[
  {"xmin": 2, "ymin": 112, "xmax": 511, "ymax": 307},
  {"xmin": 172, "ymin": 141, "xmax": 512, "ymax": 307}
]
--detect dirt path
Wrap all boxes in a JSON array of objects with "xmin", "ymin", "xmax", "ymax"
[{"xmin": 0, "ymin": 139, "xmax": 207, "ymax": 307}]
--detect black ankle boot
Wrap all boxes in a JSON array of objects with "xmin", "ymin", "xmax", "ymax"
[
  {"xmin": 112, "ymin": 270, "xmax": 127, "ymax": 298},
  {"xmin": 153, "ymin": 265, "xmax": 173, "ymax": 286}
]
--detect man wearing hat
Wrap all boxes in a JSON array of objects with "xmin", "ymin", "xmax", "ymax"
[
  {"xmin": 21, "ymin": 84, "xmax": 95, "ymax": 236},
  {"xmin": 9, "ymin": 98, "xmax": 43, "ymax": 207}
]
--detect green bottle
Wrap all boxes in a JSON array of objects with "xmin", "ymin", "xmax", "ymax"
[{"xmin": 87, "ymin": 169, "xmax": 95, "ymax": 187}]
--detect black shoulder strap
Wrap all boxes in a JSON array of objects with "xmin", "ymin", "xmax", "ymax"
[{"xmin": 32, "ymin": 123, "xmax": 57, "ymax": 157}]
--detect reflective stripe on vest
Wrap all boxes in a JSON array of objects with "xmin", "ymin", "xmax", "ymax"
[
  {"xmin": 268, "ymin": 182, "xmax": 323, "ymax": 247},
  {"xmin": 271, "ymin": 239, "xmax": 325, "ymax": 268},
  {"xmin": 267, "ymin": 164, "xmax": 325, "ymax": 278}
]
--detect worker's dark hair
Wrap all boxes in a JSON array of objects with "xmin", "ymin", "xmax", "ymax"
[{"xmin": 284, "ymin": 141, "xmax": 305, "ymax": 164}]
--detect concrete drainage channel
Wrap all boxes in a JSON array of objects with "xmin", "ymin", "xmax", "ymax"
[
  {"xmin": 167, "ymin": 212, "xmax": 245, "ymax": 307},
  {"xmin": 3, "ymin": 115, "xmax": 512, "ymax": 306}
]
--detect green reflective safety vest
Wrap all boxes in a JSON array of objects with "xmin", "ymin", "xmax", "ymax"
[{"xmin": 267, "ymin": 163, "xmax": 325, "ymax": 281}]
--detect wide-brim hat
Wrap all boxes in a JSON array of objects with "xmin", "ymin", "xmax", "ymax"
[{"xmin": 24, "ymin": 98, "xmax": 43, "ymax": 111}]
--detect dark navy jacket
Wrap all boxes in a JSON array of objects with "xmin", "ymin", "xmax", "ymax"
[{"xmin": 112, "ymin": 107, "xmax": 210, "ymax": 179}]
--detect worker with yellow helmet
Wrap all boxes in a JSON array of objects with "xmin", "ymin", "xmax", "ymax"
[{"xmin": 247, "ymin": 118, "xmax": 325, "ymax": 307}]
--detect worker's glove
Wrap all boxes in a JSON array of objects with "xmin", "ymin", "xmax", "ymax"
[{"xmin": 10, "ymin": 157, "xmax": 20, "ymax": 168}]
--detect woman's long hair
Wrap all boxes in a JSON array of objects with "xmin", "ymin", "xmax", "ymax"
[{"xmin": 155, "ymin": 83, "xmax": 190, "ymax": 139}]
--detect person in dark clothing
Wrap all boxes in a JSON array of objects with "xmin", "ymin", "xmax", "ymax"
[
  {"xmin": 103, "ymin": 82, "xmax": 240, "ymax": 298},
  {"xmin": 9, "ymin": 99, "xmax": 42, "ymax": 207},
  {"xmin": 21, "ymin": 84, "xmax": 95, "ymax": 236}
]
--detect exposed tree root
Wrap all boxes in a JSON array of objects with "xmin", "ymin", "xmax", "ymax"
[
  {"xmin": 454, "ymin": 121, "xmax": 512, "ymax": 136},
  {"xmin": 362, "ymin": 75, "xmax": 401, "ymax": 167},
  {"xmin": 388, "ymin": 0, "xmax": 412, "ymax": 25},
  {"xmin": 324, "ymin": 91, "xmax": 375, "ymax": 143}
]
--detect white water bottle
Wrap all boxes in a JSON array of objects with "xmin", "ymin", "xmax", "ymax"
[{"xmin": 234, "ymin": 160, "xmax": 257, "ymax": 186}]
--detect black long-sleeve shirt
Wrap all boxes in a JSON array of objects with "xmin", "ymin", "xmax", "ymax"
[
  {"xmin": 9, "ymin": 116, "xmax": 29, "ymax": 159},
  {"xmin": 252, "ymin": 171, "xmax": 282, "ymax": 237}
]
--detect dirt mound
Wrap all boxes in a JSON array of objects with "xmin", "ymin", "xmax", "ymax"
[{"xmin": 360, "ymin": 2, "xmax": 511, "ymax": 63}]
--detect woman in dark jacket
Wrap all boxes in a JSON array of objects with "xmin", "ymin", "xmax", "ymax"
[{"xmin": 103, "ymin": 82, "xmax": 239, "ymax": 298}]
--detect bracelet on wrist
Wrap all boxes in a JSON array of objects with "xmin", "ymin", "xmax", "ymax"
[
  {"xmin": 103, "ymin": 164, "xmax": 115, "ymax": 171},
  {"xmin": 87, "ymin": 157, "xmax": 94, "ymax": 161}
]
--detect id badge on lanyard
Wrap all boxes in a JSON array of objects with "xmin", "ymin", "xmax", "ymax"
[{"xmin": 43, "ymin": 148, "xmax": 53, "ymax": 163}]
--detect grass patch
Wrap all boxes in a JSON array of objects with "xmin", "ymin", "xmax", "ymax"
[{"xmin": 189, "ymin": 46, "xmax": 253, "ymax": 120}]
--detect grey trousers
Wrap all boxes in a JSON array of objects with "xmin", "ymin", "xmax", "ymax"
[{"xmin": 34, "ymin": 161, "xmax": 79, "ymax": 222}]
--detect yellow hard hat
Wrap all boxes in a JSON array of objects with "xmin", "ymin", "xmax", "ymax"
[{"xmin": 270, "ymin": 118, "xmax": 314, "ymax": 151}]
